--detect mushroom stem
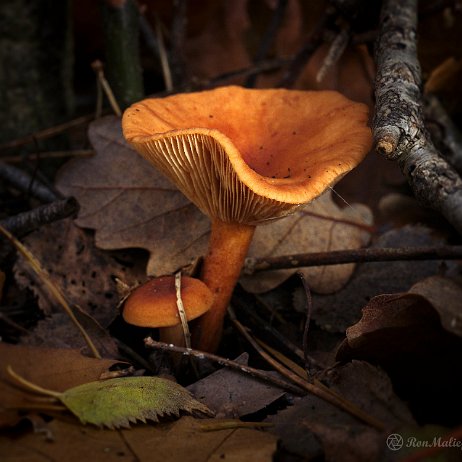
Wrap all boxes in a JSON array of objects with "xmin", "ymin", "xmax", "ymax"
[
  {"xmin": 193, "ymin": 219, "xmax": 256, "ymax": 352},
  {"xmin": 159, "ymin": 325, "xmax": 187, "ymax": 348}
]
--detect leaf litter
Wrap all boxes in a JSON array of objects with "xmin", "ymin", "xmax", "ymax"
[
  {"xmin": 4, "ymin": 115, "xmax": 380, "ymax": 460},
  {"xmin": 187, "ymin": 353, "xmax": 286, "ymax": 418},
  {"xmin": 56, "ymin": 116, "xmax": 211, "ymax": 277},
  {"xmin": 0, "ymin": 416, "xmax": 278, "ymax": 462},
  {"xmin": 5, "ymin": 117, "xmax": 460, "ymax": 460}
]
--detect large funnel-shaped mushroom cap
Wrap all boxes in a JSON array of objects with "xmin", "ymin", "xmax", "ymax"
[
  {"xmin": 123, "ymin": 86, "xmax": 371, "ymax": 224},
  {"xmin": 123, "ymin": 276, "xmax": 213, "ymax": 328}
]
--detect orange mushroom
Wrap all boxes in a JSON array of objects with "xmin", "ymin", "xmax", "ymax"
[
  {"xmin": 122, "ymin": 86, "xmax": 372, "ymax": 352},
  {"xmin": 123, "ymin": 275, "xmax": 213, "ymax": 347}
]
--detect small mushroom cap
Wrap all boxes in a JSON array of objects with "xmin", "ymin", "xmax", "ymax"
[
  {"xmin": 123, "ymin": 86, "xmax": 372, "ymax": 224},
  {"xmin": 123, "ymin": 276, "xmax": 213, "ymax": 327}
]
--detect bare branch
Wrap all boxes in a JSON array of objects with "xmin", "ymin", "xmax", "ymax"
[
  {"xmin": 243, "ymin": 246, "xmax": 462, "ymax": 274},
  {"xmin": 373, "ymin": 0, "xmax": 462, "ymax": 235}
]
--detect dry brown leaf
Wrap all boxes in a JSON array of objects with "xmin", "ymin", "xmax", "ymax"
[
  {"xmin": 14, "ymin": 218, "xmax": 143, "ymax": 325},
  {"xmin": 122, "ymin": 416, "xmax": 277, "ymax": 461},
  {"xmin": 0, "ymin": 420, "xmax": 131, "ymax": 462},
  {"xmin": 13, "ymin": 218, "xmax": 142, "ymax": 356},
  {"xmin": 187, "ymin": 353, "xmax": 285, "ymax": 418},
  {"xmin": 241, "ymin": 191, "xmax": 373, "ymax": 294},
  {"xmin": 0, "ymin": 343, "xmax": 120, "ymax": 428},
  {"xmin": 409, "ymin": 275, "xmax": 462, "ymax": 336},
  {"xmin": 56, "ymin": 116, "xmax": 210, "ymax": 277},
  {"xmin": 19, "ymin": 311, "xmax": 118, "ymax": 358},
  {"xmin": 0, "ymin": 416, "xmax": 277, "ymax": 462},
  {"xmin": 338, "ymin": 287, "xmax": 462, "ymax": 425},
  {"xmin": 57, "ymin": 117, "xmax": 372, "ymax": 297}
]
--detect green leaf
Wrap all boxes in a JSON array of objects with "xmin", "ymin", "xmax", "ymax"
[{"xmin": 59, "ymin": 376, "xmax": 213, "ymax": 428}]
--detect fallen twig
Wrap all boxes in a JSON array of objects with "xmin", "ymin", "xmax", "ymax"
[
  {"xmin": 1, "ymin": 197, "xmax": 79, "ymax": 237},
  {"xmin": 0, "ymin": 115, "xmax": 94, "ymax": 152},
  {"xmin": 2, "ymin": 150, "xmax": 94, "ymax": 164},
  {"xmin": 228, "ymin": 308, "xmax": 386, "ymax": 430},
  {"xmin": 298, "ymin": 272, "xmax": 315, "ymax": 374},
  {"xmin": 243, "ymin": 245, "xmax": 462, "ymax": 274},
  {"xmin": 205, "ymin": 57, "xmax": 291, "ymax": 88},
  {"xmin": 154, "ymin": 15, "xmax": 173, "ymax": 91},
  {"xmin": 91, "ymin": 60, "xmax": 122, "ymax": 117},
  {"xmin": 373, "ymin": 0, "xmax": 462, "ymax": 235},
  {"xmin": 144, "ymin": 337, "xmax": 304, "ymax": 395}
]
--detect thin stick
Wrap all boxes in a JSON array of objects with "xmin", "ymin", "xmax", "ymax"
[
  {"xmin": 198, "ymin": 420, "xmax": 274, "ymax": 431},
  {"xmin": 2, "ymin": 150, "xmax": 94, "ymax": 163},
  {"xmin": 0, "ymin": 115, "xmax": 94, "ymax": 151},
  {"xmin": 229, "ymin": 309, "xmax": 386, "ymax": 430},
  {"xmin": 91, "ymin": 60, "xmax": 122, "ymax": 117},
  {"xmin": 95, "ymin": 72, "xmax": 103, "ymax": 119},
  {"xmin": 0, "ymin": 225, "xmax": 101, "ymax": 359},
  {"xmin": 254, "ymin": 337, "xmax": 308, "ymax": 380},
  {"xmin": 315, "ymin": 26, "xmax": 350, "ymax": 83},
  {"xmin": 9, "ymin": 404, "xmax": 67, "ymax": 412},
  {"xmin": 175, "ymin": 271, "xmax": 191, "ymax": 348},
  {"xmin": 6, "ymin": 366, "xmax": 62, "ymax": 399},
  {"xmin": 205, "ymin": 57, "xmax": 291, "ymax": 88},
  {"xmin": 298, "ymin": 272, "xmax": 314, "ymax": 373},
  {"xmin": 278, "ymin": 11, "xmax": 330, "ymax": 88},
  {"xmin": 243, "ymin": 245, "xmax": 462, "ymax": 274},
  {"xmin": 1, "ymin": 197, "xmax": 79, "ymax": 237},
  {"xmin": 154, "ymin": 15, "xmax": 173, "ymax": 91},
  {"xmin": 144, "ymin": 337, "xmax": 304, "ymax": 395}
]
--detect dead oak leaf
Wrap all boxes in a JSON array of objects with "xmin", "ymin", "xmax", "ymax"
[
  {"xmin": 56, "ymin": 116, "xmax": 210, "ymax": 277},
  {"xmin": 241, "ymin": 191, "xmax": 373, "ymax": 294},
  {"xmin": 187, "ymin": 353, "xmax": 285, "ymax": 418},
  {"xmin": 14, "ymin": 218, "xmax": 143, "ymax": 326},
  {"xmin": 57, "ymin": 117, "xmax": 371, "ymax": 296}
]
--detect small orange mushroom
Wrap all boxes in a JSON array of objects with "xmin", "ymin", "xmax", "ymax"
[
  {"xmin": 123, "ymin": 275, "xmax": 213, "ymax": 347},
  {"xmin": 123, "ymin": 86, "xmax": 372, "ymax": 352}
]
